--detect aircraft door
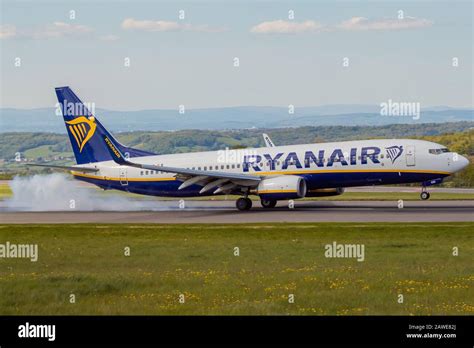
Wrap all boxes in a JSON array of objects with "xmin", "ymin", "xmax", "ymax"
[
  {"xmin": 119, "ymin": 167, "xmax": 128, "ymax": 186},
  {"xmin": 405, "ymin": 145, "xmax": 415, "ymax": 166}
]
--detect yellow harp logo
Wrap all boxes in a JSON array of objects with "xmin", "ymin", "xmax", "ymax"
[{"xmin": 65, "ymin": 116, "xmax": 97, "ymax": 152}]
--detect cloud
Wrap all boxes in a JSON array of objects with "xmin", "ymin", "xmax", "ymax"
[
  {"xmin": 251, "ymin": 17, "xmax": 432, "ymax": 34},
  {"xmin": 99, "ymin": 34, "xmax": 120, "ymax": 41},
  {"xmin": 31, "ymin": 22, "xmax": 93, "ymax": 39},
  {"xmin": 0, "ymin": 24, "xmax": 17, "ymax": 39},
  {"xmin": 2, "ymin": 22, "xmax": 94, "ymax": 40},
  {"xmin": 122, "ymin": 18, "xmax": 180, "ymax": 31},
  {"xmin": 121, "ymin": 18, "xmax": 225, "ymax": 33},
  {"xmin": 250, "ymin": 20, "xmax": 323, "ymax": 34},
  {"xmin": 337, "ymin": 16, "xmax": 433, "ymax": 31}
]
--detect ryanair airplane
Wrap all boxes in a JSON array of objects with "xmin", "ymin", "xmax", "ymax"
[{"xmin": 31, "ymin": 87, "xmax": 470, "ymax": 211}]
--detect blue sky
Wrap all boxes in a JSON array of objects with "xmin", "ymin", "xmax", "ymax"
[{"xmin": 1, "ymin": 0, "xmax": 472, "ymax": 110}]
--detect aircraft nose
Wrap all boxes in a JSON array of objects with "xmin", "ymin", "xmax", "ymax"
[{"xmin": 454, "ymin": 154, "xmax": 469, "ymax": 171}]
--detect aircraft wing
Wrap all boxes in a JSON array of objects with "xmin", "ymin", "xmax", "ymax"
[
  {"xmin": 128, "ymin": 162, "xmax": 260, "ymax": 182},
  {"xmin": 102, "ymin": 135, "xmax": 261, "ymax": 194},
  {"xmin": 26, "ymin": 163, "xmax": 99, "ymax": 173}
]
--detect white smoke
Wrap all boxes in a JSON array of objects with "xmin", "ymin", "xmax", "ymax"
[{"xmin": 5, "ymin": 173, "xmax": 169, "ymax": 211}]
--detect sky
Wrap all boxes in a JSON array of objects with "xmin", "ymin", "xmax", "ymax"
[{"xmin": 0, "ymin": 0, "xmax": 472, "ymax": 110}]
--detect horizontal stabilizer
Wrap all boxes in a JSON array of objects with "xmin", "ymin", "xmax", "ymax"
[{"xmin": 26, "ymin": 163, "xmax": 99, "ymax": 173}]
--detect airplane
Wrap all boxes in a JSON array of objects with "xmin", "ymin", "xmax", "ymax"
[{"xmin": 29, "ymin": 86, "xmax": 470, "ymax": 211}]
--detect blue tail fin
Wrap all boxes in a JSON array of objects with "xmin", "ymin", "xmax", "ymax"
[{"xmin": 55, "ymin": 86, "xmax": 154, "ymax": 164}]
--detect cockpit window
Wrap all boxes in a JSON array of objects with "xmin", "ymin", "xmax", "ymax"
[{"xmin": 429, "ymin": 148, "xmax": 450, "ymax": 155}]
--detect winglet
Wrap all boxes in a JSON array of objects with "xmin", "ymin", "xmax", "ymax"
[{"xmin": 262, "ymin": 133, "xmax": 275, "ymax": 147}]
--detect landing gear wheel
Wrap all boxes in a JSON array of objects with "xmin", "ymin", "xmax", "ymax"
[
  {"xmin": 261, "ymin": 199, "xmax": 277, "ymax": 208},
  {"xmin": 236, "ymin": 197, "xmax": 252, "ymax": 211},
  {"xmin": 420, "ymin": 191, "xmax": 430, "ymax": 200}
]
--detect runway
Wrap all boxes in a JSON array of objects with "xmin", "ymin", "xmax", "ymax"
[{"xmin": 1, "ymin": 200, "xmax": 473, "ymax": 223}]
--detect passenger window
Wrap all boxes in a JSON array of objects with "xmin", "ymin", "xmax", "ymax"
[
  {"xmin": 221, "ymin": 165, "xmax": 224, "ymax": 170},
  {"xmin": 140, "ymin": 171, "xmax": 143, "ymax": 176},
  {"xmin": 237, "ymin": 164, "xmax": 240, "ymax": 168},
  {"xmin": 226, "ymin": 165, "xmax": 230, "ymax": 169},
  {"xmin": 204, "ymin": 166, "xmax": 207, "ymax": 171},
  {"xmin": 231, "ymin": 164, "xmax": 235, "ymax": 169}
]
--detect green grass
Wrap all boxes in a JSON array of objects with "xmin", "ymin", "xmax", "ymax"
[{"xmin": 0, "ymin": 223, "xmax": 472, "ymax": 315}]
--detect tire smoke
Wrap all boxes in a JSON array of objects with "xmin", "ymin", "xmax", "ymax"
[{"xmin": 5, "ymin": 173, "xmax": 164, "ymax": 211}]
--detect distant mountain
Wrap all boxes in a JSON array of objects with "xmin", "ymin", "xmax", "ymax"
[{"xmin": 0, "ymin": 105, "xmax": 472, "ymax": 133}]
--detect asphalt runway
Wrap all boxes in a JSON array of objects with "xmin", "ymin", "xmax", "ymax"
[{"xmin": 1, "ymin": 200, "xmax": 473, "ymax": 223}]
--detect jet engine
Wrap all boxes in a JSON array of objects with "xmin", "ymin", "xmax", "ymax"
[{"xmin": 256, "ymin": 175, "xmax": 307, "ymax": 200}]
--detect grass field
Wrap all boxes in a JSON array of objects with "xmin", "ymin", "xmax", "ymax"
[{"xmin": 0, "ymin": 223, "xmax": 472, "ymax": 315}]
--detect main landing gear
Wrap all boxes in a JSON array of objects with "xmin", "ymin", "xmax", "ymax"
[
  {"xmin": 420, "ymin": 187, "xmax": 431, "ymax": 200},
  {"xmin": 236, "ymin": 197, "xmax": 253, "ymax": 211},
  {"xmin": 260, "ymin": 199, "xmax": 277, "ymax": 208},
  {"xmin": 236, "ymin": 197, "xmax": 278, "ymax": 210}
]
